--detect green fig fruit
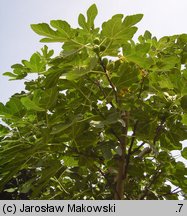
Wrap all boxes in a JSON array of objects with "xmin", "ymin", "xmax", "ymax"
[
  {"xmin": 93, "ymin": 45, "xmax": 100, "ymax": 53},
  {"xmin": 100, "ymin": 45, "xmax": 106, "ymax": 52},
  {"xmin": 102, "ymin": 58, "xmax": 108, "ymax": 66},
  {"xmin": 93, "ymin": 37, "xmax": 100, "ymax": 45}
]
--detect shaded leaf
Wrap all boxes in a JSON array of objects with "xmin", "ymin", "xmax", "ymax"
[
  {"xmin": 51, "ymin": 121, "xmax": 74, "ymax": 135},
  {"xmin": 40, "ymin": 87, "xmax": 58, "ymax": 109}
]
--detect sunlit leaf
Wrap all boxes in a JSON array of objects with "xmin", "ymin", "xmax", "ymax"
[
  {"xmin": 21, "ymin": 97, "xmax": 45, "ymax": 111},
  {"xmin": 123, "ymin": 14, "xmax": 143, "ymax": 28},
  {"xmin": 86, "ymin": 4, "xmax": 98, "ymax": 29}
]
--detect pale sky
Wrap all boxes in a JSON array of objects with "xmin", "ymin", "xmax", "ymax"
[{"xmin": 1, "ymin": 0, "xmax": 187, "ymax": 103}]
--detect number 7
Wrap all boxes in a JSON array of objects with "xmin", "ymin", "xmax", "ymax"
[{"xmin": 178, "ymin": 204, "xmax": 183, "ymax": 212}]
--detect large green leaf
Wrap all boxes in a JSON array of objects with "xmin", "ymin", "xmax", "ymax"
[
  {"xmin": 122, "ymin": 43, "xmax": 153, "ymax": 68},
  {"xmin": 86, "ymin": 4, "xmax": 98, "ymax": 29},
  {"xmin": 51, "ymin": 121, "xmax": 74, "ymax": 135},
  {"xmin": 21, "ymin": 97, "xmax": 45, "ymax": 112},
  {"xmin": 102, "ymin": 15, "xmax": 125, "ymax": 39},
  {"xmin": 31, "ymin": 23, "xmax": 66, "ymax": 42},
  {"xmin": 101, "ymin": 14, "xmax": 140, "ymax": 43},
  {"xmin": 6, "ymin": 97, "xmax": 24, "ymax": 115},
  {"xmin": 123, "ymin": 14, "xmax": 143, "ymax": 28},
  {"xmin": 23, "ymin": 53, "xmax": 45, "ymax": 72},
  {"xmin": 40, "ymin": 87, "xmax": 58, "ymax": 109},
  {"xmin": 78, "ymin": 13, "xmax": 88, "ymax": 30},
  {"xmin": 31, "ymin": 160, "xmax": 62, "ymax": 198},
  {"xmin": 112, "ymin": 62, "xmax": 140, "ymax": 89},
  {"xmin": 31, "ymin": 23, "xmax": 57, "ymax": 37},
  {"xmin": 78, "ymin": 4, "xmax": 98, "ymax": 31},
  {"xmin": 50, "ymin": 20, "xmax": 72, "ymax": 39}
]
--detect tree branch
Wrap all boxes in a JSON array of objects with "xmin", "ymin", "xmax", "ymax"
[
  {"xmin": 159, "ymin": 187, "xmax": 182, "ymax": 197},
  {"xmin": 129, "ymin": 121, "xmax": 139, "ymax": 154},
  {"xmin": 114, "ymin": 111, "xmax": 129, "ymax": 199},
  {"xmin": 86, "ymin": 76, "xmax": 115, "ymax": 108},
  {"xmin": 153, "ymin": 117, "xmax": 166, "ymax": 145},
  {"xmin": 114, "ymin": 75, "xmax": 146, "ymax": 199},
  {"xmin": 130, "ymin": 142, "xmax": 146, "ymax": 155},
  {"xmin": 123, "ymin": 120, "xmax": 138, "ymax": 179},
  {"xmin": 98, "ymin": 55, "xmax": 119, "ymax": 104},
  {"xmin": 139, "ymin": 167, "xmax": 161, "ymax": 199},
  {"xmin": 122, "ymin": 76, "xmax": 145, "ymax": 179},
  {"xmin": 94, "ymin": 164, "xmax": 121, "ymax": 199}
]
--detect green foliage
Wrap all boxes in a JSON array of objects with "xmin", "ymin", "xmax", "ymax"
[{"xmin": 0, "ymin": 4, "xmax": 187, "ymax": 200}]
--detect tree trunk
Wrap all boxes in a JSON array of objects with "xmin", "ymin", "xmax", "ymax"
[
  {"xmin": 114, "ymin": 156, "xmax": 126, "ymax": 199},
  {"xmin": 114, "ymin": 111, "xmax": 129, "ymax": 199}
]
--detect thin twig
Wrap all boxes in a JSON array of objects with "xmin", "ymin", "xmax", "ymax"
[
  {"xmin": 95, "ymin": 79, "xmax": 108, "ymax": 99},
  {"xmin": 98, "ymin": 55, "xmax": 119, "ymax": 104},
  {"xmin": 139, "ymin": 167, "xmax": 161, "ymax": 199},
  {"xmin": 130, "ymin": 142, "xmax": 146, "ymax": 155},
  {"xmin": 94, "ymin": 164, "xmax": 120, "ymax": 198},
  {"xmin": 86, "ymin": 76, "xmax": 114, "ymax": 108},
  {"xmin": 159, "ymin": 187, "xmax": 182, "ymax": 197},
  {"xmin": 123, "ymin": 76, "xmax": 145, "ymax": 179},
  {"xmin": 153, "ymin": 117, "xmax": 166, "ymax": 145},
  {"xmin": 128, "ymin": 121, "xmax": 139, "ymax": 154}
]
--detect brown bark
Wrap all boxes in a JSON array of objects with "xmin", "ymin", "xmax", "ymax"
[
  {"xmin": 114, "ymin": 156, "xmax": 126, "ymax": 199},
  {"xmin": 114, "ymin": 111, "xmax": 129, "ymax": 200}
]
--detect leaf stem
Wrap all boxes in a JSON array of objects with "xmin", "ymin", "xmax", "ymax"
[{"xmin": 97, "ymin": 54, "xmax": 119, "ymax": 104}]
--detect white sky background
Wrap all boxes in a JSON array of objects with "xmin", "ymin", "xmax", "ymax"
[{"xmin": 1, "ymin": 0, "xmax": 187, "ymax": 103}]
